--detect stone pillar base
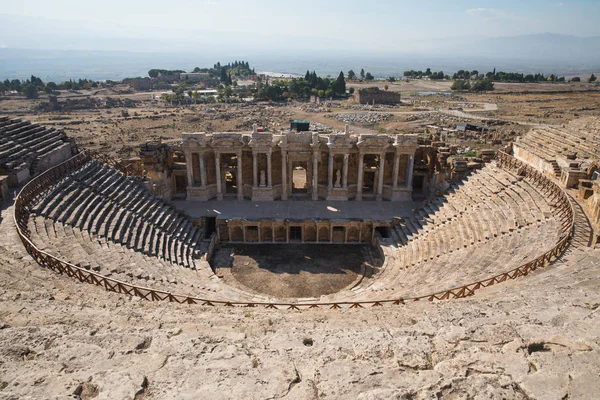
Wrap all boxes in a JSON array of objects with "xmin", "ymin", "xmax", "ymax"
[
  {"xmin": 186, "ymin": 186, "xmax": 212, "ymax": 201},
  {"xmin": 326, "ymin": 187, "xmax": 349, "ymax": 201},
  {"xmin": 390, "ymin": 187, "xmax": 413, "ymax": 201},
  {"xmin": 251, "ymin": 186, "xmax": 274, "ymax": 201}
]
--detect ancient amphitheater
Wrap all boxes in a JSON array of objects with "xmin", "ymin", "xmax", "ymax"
[{"xmin": 1, "ymin": 115, "xmax": 599, "ymax": 399}]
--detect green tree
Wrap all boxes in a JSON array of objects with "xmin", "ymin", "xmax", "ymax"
[
  {"xmin": 360, "ymin": 68, "xmax": 365, "ymax": 79},
  {"xmin": 471, "ymin": 79, "xmax": 494, "ymax": 92},
  {"xmin": 347, "ymin": 70, "xmax": 357, "ymax": 80},
  {"xmin": 23, "ymin": 83, "xmax": 38, "ymax": 99},
  {"xmin": 589, "ymin": 74, "xmax": 597, "ymax": 83},
  {"xmin": 220, "ymin": 67, "xmax": 228, "ymax": 83},
  {"xmin": 571, "ymin": 77, "xmax": 581, "ymax": 82},
  {"xmin": 451, "ymin": 79, "xmax": 471, "ymax": 91},
  {"xmin": 332, "ymin": 71, "xmax": 346, "ymax": 95},
  {"xmin": 365, "ymin": 72, "xmax": 374, "ymax": 81},
  {"xmin": 223, "ymin": 85, "xmax": 233, "ymax": 99}
]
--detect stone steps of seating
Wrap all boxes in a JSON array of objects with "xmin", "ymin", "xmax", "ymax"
[
  {"xmin": 383, "ymin": 164, "xmax": 562, "ymax": 275},
  {"xmin": 336, "ymin": 219, "xmax": 560, "ymax": 302},
  {"xmin": 26, "ymin": 216, "xmax": 247, "ymax": 301},
  {"xmin": 29, "ymin": 160, "xmax": 207, "ymax": 269}
]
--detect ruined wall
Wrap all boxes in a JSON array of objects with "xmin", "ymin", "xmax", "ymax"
[
  {"xmin": 354, "ymin": 88, "xmax": 401, "ymax": 105},
  {"xmin": 513, "ymin": 144, "xmax": 555, "ymax": 177}
]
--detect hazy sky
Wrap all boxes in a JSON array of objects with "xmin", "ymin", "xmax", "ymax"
[{"xmin": 3, "ymin": 0, "xmax": 600, "ymax": 50}]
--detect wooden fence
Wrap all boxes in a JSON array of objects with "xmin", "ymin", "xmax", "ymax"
[{"xmin": 12, "ymin": 150, "xmax": 575, "ymax": 310}]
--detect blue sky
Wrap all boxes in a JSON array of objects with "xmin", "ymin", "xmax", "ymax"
[
  {"xmin": 4, "ymin": 0, "xmax": 600, "ymax": 37},
  {"xmin": 1, "ymin": 0, "xmax": 599, "ymax": 52}
]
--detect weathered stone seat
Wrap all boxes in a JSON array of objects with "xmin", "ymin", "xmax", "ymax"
[
  {"xmin": 332, "ymin": 162, "xmax": 564, "ymax": 303},
  {"xmin": 30, "ymin": 160, "xmax": 208, "ymax": 271}
]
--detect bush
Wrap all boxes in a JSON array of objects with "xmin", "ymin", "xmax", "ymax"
[{"xmin": 451, "ymin": 80, "xmax": 471, "ymax": 91}]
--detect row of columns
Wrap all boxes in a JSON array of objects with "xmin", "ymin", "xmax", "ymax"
[
  {"xmin": 186, "ymin": 151, "xmax": 243, "ymax": 201},
  {"xmin": 186, "ymin": 150, "xmax": 415, "ymax": 201}
]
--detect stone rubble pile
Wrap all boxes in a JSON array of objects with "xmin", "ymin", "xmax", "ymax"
[{"xmin": 327, "ymin": 112, "xmax": 392, "ymax": 125}]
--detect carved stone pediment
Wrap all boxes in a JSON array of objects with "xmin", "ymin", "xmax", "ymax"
[
  {"xmin": 249, "ymin": 132, "xmax": 274, "ymax": 150},
  {"xmin": 394, "ymin": 134, "xmax": 419, "ymax": 147},
  {"xmin": 394, "ymin": 134, "xmax": 419, "ymax": 154},
  {"xmin": 210, "ymin": 133, "xmax": 245, "ymax": 149},
  {"xmin": 327, "ymin": 134, "xmax": 353, "ymax": 150},
  {"xmin": 182, "ymin": 132, "xmax": 207, "ymax": 148},
  {"xmin": 357, "ymin": 134, "xmax": 390, "ymax": 149}
]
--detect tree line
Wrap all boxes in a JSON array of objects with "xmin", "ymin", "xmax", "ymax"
[
  {"xmin": 255, "ymin": 71, "xmax": 348, "ymax": 101},
  {"xmin": 403, "ymin": 68, "xmax": 446, "ymax": 80},
  {"xmin": 346, "ymin": 69, "xmax": 374, "ymax": 81},
  {"xmin": 0, "ymin": 75, "xmax": 100, "ymax": 98}
]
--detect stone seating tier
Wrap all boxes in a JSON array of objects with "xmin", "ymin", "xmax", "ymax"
[
  {"xmin": 331, "ymin": 163, "xmax": 563, "ymax": 302},
  {"xmin": 0, "ymin": 117, "xmax": 71, "ymax": 174},
  {"xmin": 516, "ymin": 119, "xmax": 600, "ymax": 162},
  {"xmin": 31, "ymin": 160, "xmax": 208, "ymax": 271}
]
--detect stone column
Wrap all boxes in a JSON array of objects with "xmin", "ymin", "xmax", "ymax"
[
  {"xmin": 236, "ymin": 151, "xmax": 243, "ymax": 200},
  {"xmin": 406, "ymin": 155, "xmax": 415, "ymax": 189},
  {"xmin": 377, "ymin": 152, "xmax": 385, "ymax": 201},
  {"xmin": 281, "ymin": 151, "xmax": 288, "ymax": 200},
  {"xmin": 312, "ymin": 151, "xmax": 319, "ymax": 201},
  {"xmin": 252, "ymin": 152, "xmax": 258, "ymax": 188},
  {"xmin": 392, "ymin": 151, "xmax": 400, "ymax": 189},
  {"xmin": 199, "ymin": 152, "xmax": 207, "ymax": 187},
  {"xmin": 215, "ymin": 152, "xmax": 223, "ymax": 200},
  {"xmin": 356, "ymin": 152, "xmax": 364, "ymax": 201},
  {"xmin": 342, "ymin": 153, "xmax": 349, "ymax": 188},
  {"xmin": 266, "ymin": 151, "xmax": 272, "ymax": 187},
  {"xmin": 185, "ymin": 151, "xmax": 194, "ymax": 187},
  {"xmin": 328, "ymin": 153, "xmax": 334, "ymax": 189},
  {"xmin": 288, "ymin": 157, "xmax": 293, "ymax": 198}
]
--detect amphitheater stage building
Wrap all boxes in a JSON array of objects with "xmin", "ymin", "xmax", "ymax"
[{"xmin": 179, "ymin": 126, "xmax": 419, "ymax": 202}]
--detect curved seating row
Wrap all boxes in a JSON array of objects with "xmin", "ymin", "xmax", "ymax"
[
  {"xmin": 0, "ymin": 116, "xmax": 71, "ymax": 175},
  {"xmin": 326, "ymin": 163, "xmax": 564, "ymax": 302}
]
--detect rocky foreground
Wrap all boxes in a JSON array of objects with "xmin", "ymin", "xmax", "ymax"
[{"xmin": 0, "ymin": 202, "xmax": 599, "ymax": 399}]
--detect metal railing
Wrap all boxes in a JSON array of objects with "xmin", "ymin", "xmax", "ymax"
[{"xmin": 13, "ymin": 150, "xmax": 575, "ymax": 310}]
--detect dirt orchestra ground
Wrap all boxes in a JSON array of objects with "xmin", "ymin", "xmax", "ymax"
[{"xmin": 213, "ymin": 244, "xmax": 375, "ymax": 299}]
